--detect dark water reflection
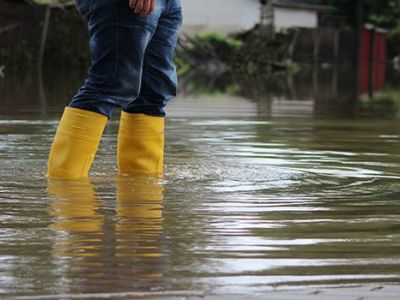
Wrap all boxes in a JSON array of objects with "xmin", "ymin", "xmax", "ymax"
[{"xmin": 2, "ymin": 64, "xmax": 400, "ymax": 118}]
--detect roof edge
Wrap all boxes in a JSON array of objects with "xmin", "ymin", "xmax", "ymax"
[{"xmin": 272, "ymin": 2, "xmax": 331, "ymax": 12}]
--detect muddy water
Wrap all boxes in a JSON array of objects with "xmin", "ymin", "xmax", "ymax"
[{"xmin": 1, "ymin": 101, "xmax": 400, "ymax": 297}]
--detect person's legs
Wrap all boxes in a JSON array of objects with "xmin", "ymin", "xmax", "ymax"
[
  {"xmin": 70, "ymin": 0, "xmax": 166, "ymax": 118},
  {"xmin": 117, "ymin": 0, "xmax": 183, "ymax": 175},
  {"xmin": 124, "ymin": 0, "xmax": 183, "ymax": 116},
  {"xmin": 48, "ymin": 0, "xmax": 166, "ymax": 179}
]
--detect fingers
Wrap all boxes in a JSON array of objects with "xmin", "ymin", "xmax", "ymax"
[
  {"xmin": 134, "ymin": 0, "xmax": 144, "ymax": 13},
  {"xmin": 130, "ymin": 0, "xmax": 155, "ymax": 16},
  {"xmin": 129, "ymin": 0, "xmax": 137, "ymax": 10},
  {"xmin": 139, "ymin": 0, "xmax": 151, "ymax": 16},
  {"xmin": 150, "ymin": 0, "xmax": 156, "ymax": 13}
]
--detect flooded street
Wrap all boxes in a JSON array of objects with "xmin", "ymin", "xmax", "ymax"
[
  {"xmin": 1, "ymin": 87, "xmax": 400, "ymax": 297},
  {"xmin": 3, "ymin": 0, "xmax": 400, "ymax": 296}
]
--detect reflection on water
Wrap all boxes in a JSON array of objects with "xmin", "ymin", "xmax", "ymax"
[
  {"xmin": 2, "ymin": 64, "xmax": 400, "ymax": 118},
  {"xmin": 47, "ymin": 177, "xmax": 165, "ymax": 294},
  {"xmin": 49, "ymin": 179, "xmax": 104, "ymax": 235},
  {"xmin": 0, "ymin": 111, "xmax": 400, "ymax": 296}
]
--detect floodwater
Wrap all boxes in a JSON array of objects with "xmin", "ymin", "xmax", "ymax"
[{"xmin": 1, "ymin": 72, "xmax": 400, "ymax": 298}]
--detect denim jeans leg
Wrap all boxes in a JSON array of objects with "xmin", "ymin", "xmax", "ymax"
[
  {"xmin": 123, "ymin": 0, "xmax": 183, "ymax": 116},
  {"xmin": 70, "ymin": 0, "xmax": 164, "ymax": 118}
]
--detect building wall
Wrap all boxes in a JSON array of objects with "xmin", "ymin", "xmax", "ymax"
[
  {"xmin": 273, "ymin": 7, "xmax": 318, "ymax": 31},
  {"xmin": 181, "ymin": 0, "xmax": 261, "ymax": 36}
]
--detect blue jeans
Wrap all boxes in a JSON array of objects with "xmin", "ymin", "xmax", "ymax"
[{"xmin": 70, "ymin": 0, "xmax": 182, "ymax": 118}]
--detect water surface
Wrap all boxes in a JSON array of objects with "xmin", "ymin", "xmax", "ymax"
[{"xmin": 1, "ymin": 100, "xmax": 400, "ymax": 296}]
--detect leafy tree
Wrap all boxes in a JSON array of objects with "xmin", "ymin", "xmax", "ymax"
[{"xmin": 311, "ymin": 0, "xmax": 400, "ymax": 31}]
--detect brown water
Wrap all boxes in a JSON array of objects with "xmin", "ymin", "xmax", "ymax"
[{"xmin": 1, "ymin": 97, "xmax": 400, "ymax": 297}]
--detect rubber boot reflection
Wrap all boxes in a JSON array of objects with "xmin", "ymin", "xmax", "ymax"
[
  {"xmin": 115, "ymin": 176, "xmax": 164, "ymax": 260},
  {"xmin": 48, "ymin": 179, "xmax": 104, "ymax": 257}
]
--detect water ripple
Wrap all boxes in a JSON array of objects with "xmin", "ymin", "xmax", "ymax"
[{"xmin": 1, "ymin": 117, "xmax": 400, "ymax": 295}]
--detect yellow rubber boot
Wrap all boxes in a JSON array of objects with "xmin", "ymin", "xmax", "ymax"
[
  {"xmin": 117, "ymin": 112, "xmax": 164, "ymax": 175},
  {"xmin": 47, "ymin": 107, "xmax": 107, "ymax": 180}
]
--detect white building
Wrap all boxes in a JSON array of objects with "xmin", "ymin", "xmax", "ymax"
[
  {"xmin": 181, "ymin": 0, "xmax": 261, "ymax": 36},
  {"xmin": 267, "ymin": 0, "xmax": 329, "ymax": 31},
  {"xmin": 181, "ymin": 0, "xmax": 329, "ymax": 36}
]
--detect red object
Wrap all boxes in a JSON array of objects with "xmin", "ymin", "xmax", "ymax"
[{"xmin": 359, "ymin": 26, "xmax": 387, "ymax": 95}]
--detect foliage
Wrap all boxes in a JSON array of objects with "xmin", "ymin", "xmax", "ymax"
[
  {"xmin": 31, "ymin": 0, "xmax": 74, "ymax": 5},
  {"xmin": 311, "ymin": 0, "xmax": 400, "ymax": 30},
  {"xmin": 309, "ymin": 0, "xmax": 400, "ymax": 60},
  {"xmin": 180, "ymin": 33, "xmax": 242, "ymax": 64},
  {"xmin": 232, "ymin": 26, "xmax": 291, "ymax": 78},
  {"xmin": 175, "ymin": 33, "xmax": 243, "ymax": 76},
  {"xmin": 196, "ymin": 33, "xmax": 243, "ymax": 51},
  {"xmin": 358, "ymin": 88, "xmax": 400, "ymax": 118}
]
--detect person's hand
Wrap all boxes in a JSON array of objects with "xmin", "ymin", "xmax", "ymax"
[{"xmin": 129, "ymin": 0, "xmax": 156, "ymax": 16}]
